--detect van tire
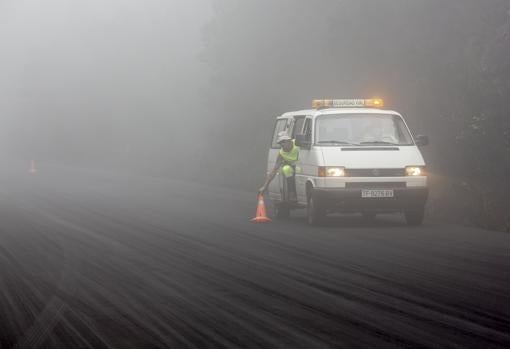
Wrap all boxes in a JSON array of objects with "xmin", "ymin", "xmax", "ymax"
[
  {"xmin": 275, "ymin": 204, "xmax": 290, "ymax": 219},
  {"xmin": 405, "ymin": 209, "xmax": 424, "ymax": 226},
  {"xmin": 307, "ymin": 192, "xmax": 325, "ymax": 225}
]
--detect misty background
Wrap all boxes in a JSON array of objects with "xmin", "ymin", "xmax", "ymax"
[{"xmin": 1, "ymin": 0, "xmax": 509, "ymax": 230}]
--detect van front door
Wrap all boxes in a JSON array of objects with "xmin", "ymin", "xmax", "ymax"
[
  {"xmin": 268, "ymin": 118, "xmax": 290, "ymax": 201},
  {"xmin": 295, "ymin": 117, "xmax": 313, "ymax": 204}
]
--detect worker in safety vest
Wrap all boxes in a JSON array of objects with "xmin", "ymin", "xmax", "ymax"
[{"xmin": 258, "ymin": 131, "xmax": 299, "ymax": 201}]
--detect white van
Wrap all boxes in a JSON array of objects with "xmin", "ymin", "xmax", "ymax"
[{"xmin": 266, "ymin": 99, "xmax": 429, "ymax": 225}]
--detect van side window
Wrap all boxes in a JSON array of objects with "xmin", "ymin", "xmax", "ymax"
[
  {"xmin": 271, "ymin": 119, "xmax": 288, "ymax": 148},
  {"xmin": 292, "ymin": 116, "xmax": 306, "ymax": 138},
  {"xmin": 303, "ymin": 118, "xmax": 312, "ymax": 142}
]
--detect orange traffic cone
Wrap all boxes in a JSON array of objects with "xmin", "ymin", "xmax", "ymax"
[
  {"xmin": 29, "ymin": 160, "xmax": 37, "ymax": 174},
  {"xmin": 251, "ymin": 195, "xmax": 271, "ymax": 223}
]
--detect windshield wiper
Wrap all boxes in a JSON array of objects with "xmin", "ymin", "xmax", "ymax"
[
  {"xmin": 360, "ymin": 141, "xmax": 398, "ymax": 145},
  {"xmin": 318, "ymin": 140, "xmax": 360, "ymax": 145}
]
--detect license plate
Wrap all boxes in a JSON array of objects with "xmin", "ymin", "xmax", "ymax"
[{"xmin": 362, "ymin": 189, "xmax": 394, "ymax": 198}]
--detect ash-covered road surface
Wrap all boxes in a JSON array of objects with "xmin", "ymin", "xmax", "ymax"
[{"xmin": 0, "ymin": 164, "xmax": 509, "ymax": 348}]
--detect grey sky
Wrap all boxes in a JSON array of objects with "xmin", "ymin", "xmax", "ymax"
[{"xmin": 0, "ymin": 0, "xmax": 212, "ymax": 162}]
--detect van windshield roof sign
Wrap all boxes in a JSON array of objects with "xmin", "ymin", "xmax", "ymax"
[{"xmin": 312, "ymin": 99, "xmax": 384, "ymax": 109}]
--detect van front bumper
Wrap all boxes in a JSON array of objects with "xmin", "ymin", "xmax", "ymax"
[{"xmin": 313, "ymin": 187, "xmax": 428, "ymax": 213}]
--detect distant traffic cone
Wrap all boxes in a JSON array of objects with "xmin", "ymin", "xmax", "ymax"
[
  {"xmin": 251, "ymin": 195, "xmax": 271, "ymax": 223},
  {"xmin": 29, "ymin": 160, "xmax": 37, "ymax": 174}
]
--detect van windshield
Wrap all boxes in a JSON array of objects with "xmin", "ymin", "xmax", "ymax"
[{"xmin": 315, "ymin": 114, "xmax": 413, "ymax": 146}]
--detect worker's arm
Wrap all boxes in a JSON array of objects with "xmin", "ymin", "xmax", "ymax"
[{"xmin": 258, "ymin": 155, "xmax": 284, "ymax": 194}]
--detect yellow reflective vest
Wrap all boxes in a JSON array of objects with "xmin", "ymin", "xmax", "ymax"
[{"xmin": 279, "ymin": 140, "xmax": 299, "ymax": 166}]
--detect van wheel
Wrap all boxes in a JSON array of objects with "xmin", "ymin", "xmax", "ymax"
[
  {"xmin": 405, "ymin": 209, "xmax": 424, "ymax": 226},
  {"xmin": 307, "ymin": 192, "xmax": 325, "ymax": 225},
  {"xmin": 275, "ymin": 204, "xmax": 290, "ymax": 219}
]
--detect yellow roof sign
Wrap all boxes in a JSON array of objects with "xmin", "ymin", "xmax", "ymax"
[{"xmin": 312, "ymin": 98, "xmax": 384, "ymax": 109}]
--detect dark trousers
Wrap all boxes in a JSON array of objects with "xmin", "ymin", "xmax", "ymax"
[{"xmin": 286, "ymin": 175, "xmax": 296, "ymax": 194}]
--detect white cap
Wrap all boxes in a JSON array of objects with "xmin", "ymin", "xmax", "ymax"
[{"xmin": 276, "ymin": 131, "xmax": 292, "ymax": 144}]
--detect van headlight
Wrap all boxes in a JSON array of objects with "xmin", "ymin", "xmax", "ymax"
[
  {"xmin": 405, "ymin": 166, "xmax": 425, "ymax": 176},
  {"xmin": 318, "ymin": 166, "xmax": 346, "ymax": 177}
]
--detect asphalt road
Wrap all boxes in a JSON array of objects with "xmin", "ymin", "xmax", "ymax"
[{"xmin": 1, "ymin": 164, "xmax": 509, "ymax": 348}]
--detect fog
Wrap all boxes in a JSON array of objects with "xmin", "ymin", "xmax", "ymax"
[
  {"xmin": 0, "ymin": 0, "xmax": 212, "ymax": 175},
  {"xmin": 1, "ymin": 0, "xmax": 509, "ymax": 229}
]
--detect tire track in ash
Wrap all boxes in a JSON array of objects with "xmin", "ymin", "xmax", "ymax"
[
  {"xmin": 3, "ymin": 169, "xmax": 510, "ymax": 348},
  {"xmin": 1, "ymin": 188, "xmax": 116, "ymax": 349},
  {"xmin": 40, "ymin": 175, "xmax": 510, "ymax": 347},
  {"xmin": 24, "ymin": 195, "xmax": 324, "ymax": 348},
  {"xmin": 11, "ymin": 187, "xmax": 206, "ymax": 348},
  {"xmin": 0, "ymin": 191, "xmax": 70, "ymax": 349},
  {"xmin": 131, "ymin": 206, "xmax": 510, "ymax": 348}
]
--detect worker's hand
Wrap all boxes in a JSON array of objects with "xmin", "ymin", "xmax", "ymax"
[{"xmin": 258, "ymin": 185, "xmax": 267, "ymax": 195}]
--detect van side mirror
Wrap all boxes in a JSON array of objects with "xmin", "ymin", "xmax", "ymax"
[
  {"xmin": 415, "ymin": 135, "xmax": 429, "ymax": 146},
  {"xmin": 295, "ymin": 134, "xmax": 311, "ymax": 149}
]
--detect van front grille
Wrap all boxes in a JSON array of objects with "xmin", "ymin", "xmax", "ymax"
[
  {"xmin": 342, "ymin": 147, "xmax": 399, "ymax": 151},
  {"xmin": 346, "ymin": 182, "xmax": 406, "ymax": 189},
  {"xmin": 345, "ymin": 168, "xmax": 405, "ymax": 177}
]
